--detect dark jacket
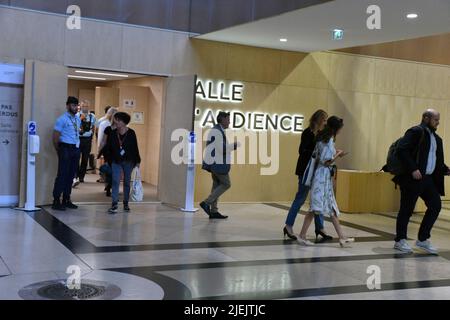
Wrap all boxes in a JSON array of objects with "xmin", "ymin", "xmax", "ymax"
[
  {"xmin": 393, "ymin": 123, "xmax": 448, "ymax": 196},
  {"xmin": 202, "ymin": 124, "xmax": 235, "ymax": 175},
  {"xmin": 106, "ymin": 128, "xmax": 141, "ymax": 165},
  {"xmin": 295, "ymin": 127, "xmax": 316, "ymax": 177}
]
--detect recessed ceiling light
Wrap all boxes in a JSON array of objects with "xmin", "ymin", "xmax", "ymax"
[
  {"xmin": 75, "ymin": 70, "xmax": 129, "ymax": 78},
  {"xmin": 280, "ymin": 38, "xmax": 288, "ymax": 42},
  {"xmin": 68, "ymin": 75, "xmax": 107, "ymax": 81},
  {"xmin": 406, "ymin": 13, "xmax": 418, "ymax": 19}
]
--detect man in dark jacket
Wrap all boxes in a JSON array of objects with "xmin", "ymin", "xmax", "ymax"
[
  {"xmin": 393, "ymin": 109, "xmax": 450, "ymax": 254},
  {"xmin": 200, "ymin": 112, "xmax": 238, "ymax": 219}
]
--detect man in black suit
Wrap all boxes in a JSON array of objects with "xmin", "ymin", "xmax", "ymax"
[{"xmin": 394, "ymin": 109, "xmax": 450, "ymax": 254}]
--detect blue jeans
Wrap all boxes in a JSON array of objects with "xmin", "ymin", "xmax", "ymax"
[
  {"xmin": 53, "ymin": 143, "xmax": 80, "ymax": 201},
  {"xmin": 111, "ymin": 161, "xmax": 134, "ymax": 205},
  {"xmin": 285, "ymin": 176, "xmax": 324, "ymax": 230}
]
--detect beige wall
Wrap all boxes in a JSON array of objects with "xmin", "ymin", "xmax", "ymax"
[
  {"xmin": 3, "ymin": 6, "xmax": 450, "ymax": 205},
  {"xmin": 106, "ymin": 77, "xmax": 165, "ymax": 186},
  {"xmin": 191, "ymin": 39, "xmax": 450, "ymax": 203}
]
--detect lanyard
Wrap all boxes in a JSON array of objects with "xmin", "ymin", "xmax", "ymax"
[
  {"xmin": 117, "ymin": 129, "xmax": 129, "ymax": 149},
  {"xmin": 67, "ymin": 113, "xmax": 79, "ymax": 138}
]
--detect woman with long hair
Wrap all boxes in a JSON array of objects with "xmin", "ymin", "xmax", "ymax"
[
  {"xmin": 283, "ymin": 109, "xmax": 332, "ymax": 242},
  {"xmin": 297, "ymin": 116, "xmax": 354, "ymax": 247}
]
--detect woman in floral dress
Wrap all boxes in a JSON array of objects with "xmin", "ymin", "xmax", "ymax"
[{"xmin": 297, "ymin": 116, "xmax": 355, "ymax": 247}]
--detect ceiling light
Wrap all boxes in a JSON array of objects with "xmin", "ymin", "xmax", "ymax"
[
  {"xmin": 406, "ymin": 13, "xmax": 418, "ymax": 19},
  {"xmin": 75, "ymin": 70, "xmax": 129, "ymax": 78},
  {"xmin": 280, "ymin": 38, "xmax": 288, "ymax": 42},
  {"xmin": 68, "ymin": 75, "xmax": 107, "ymax": 81}
]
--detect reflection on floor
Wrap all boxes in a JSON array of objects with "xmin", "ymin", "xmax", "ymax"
[
  {"xmin": 71, "ymin": 173, "xmax": 158, "ymax": 203},
  {"xmin": 1, "ymin": 202, "xmax": 450, "ymax": 300}
]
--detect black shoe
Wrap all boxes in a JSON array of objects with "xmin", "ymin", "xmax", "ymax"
[
  {"xmin": 63, "ymin": 201, "xmax": 78, "ymax": 209},
  {"xmin": 199, "ymin": 201, "xmax": 211, "ymax": 216},
  {"xmin": 124, "ymin": 203, "xmax": 130, "ymax": 212},
  {"xmin": 209, "ymin": 212, "xmax": 228, "ymax": 220},
  {"xmin": 52, "ymin": 200, "xmax": 66, "ymax": 211},
  {"xmin": 106, "ymin": 190, "xmax": 111, "ymax": 197},
  {"xmin": 108, "ymin": 204, "xmax": 118, "ymax": 214},
  {"xmin": 79, "ymin": 179, "xmax": 84, "ymax": 183},
  {"xmin": 315, "ymin": 230, "xmax": 333, "ymax": 242},
  {"xmin": 283, "ymin": 226, "xmax": 297, "ymax": 240}
]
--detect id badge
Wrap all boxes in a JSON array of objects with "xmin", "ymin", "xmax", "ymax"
[{"xmin": 120, "ymin": 148, "xmax": 126, "ymax": 156}]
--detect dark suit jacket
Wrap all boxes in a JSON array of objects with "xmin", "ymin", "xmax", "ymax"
[
  {"xmin": 295, "ymin": 127, "xmax": 316, "ymax": 177},
  {"xmin": 202, "ymin": 124, "xmax": 234, "ymax": 175},
  {"xmin": 394, "ymin": 123, "xmax": 448, "ymax": 196}
]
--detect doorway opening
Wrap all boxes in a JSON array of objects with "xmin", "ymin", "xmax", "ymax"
[{"xmin": 67, "ymin": 67, "xmax": 165, "ymax": 203}]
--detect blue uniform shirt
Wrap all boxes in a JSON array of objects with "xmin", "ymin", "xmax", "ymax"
[
  {"xmin": 77, "ymin": 112, "xmax": 96, "ymax": 138},
  {"xmin": 54, "ymin": 112, "xmax": 81, "ymax": 146}
]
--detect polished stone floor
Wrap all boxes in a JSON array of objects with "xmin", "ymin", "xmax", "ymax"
[{"xmin": 1, "ymin": 201, "xmax": 450, "ymax": 300}]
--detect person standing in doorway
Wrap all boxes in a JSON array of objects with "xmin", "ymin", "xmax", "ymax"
[
  {"xmin": 393, "ymin": 109, "xmax": 450, "ymax": 254},
  {"xmin": 105, "ymin": 112, "xmax": 141, "ymax": 214},
  {"xmin": 74, "ymin": 100, "xmax": 96, "ymax": 185},
  {"xmin": 200, "ymin": 112, "xmax": 239, "ymax": 220},
  {"xmin": 283, "ymin": 110, "xmax": 332, "ymax": 242},
  {"xmin": 297, "ymin": 116, "xmax": 354, "ymax": 247},
  {"xmin": 51, "ymin": 96, "xmax": 81, "ymax": 211}
]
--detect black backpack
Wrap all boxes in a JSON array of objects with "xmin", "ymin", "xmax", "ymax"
[{"xmin": 384, "ymin": 126, "xmax": 425, "ymax": 175}]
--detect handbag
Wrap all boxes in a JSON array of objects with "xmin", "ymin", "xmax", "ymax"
[
  {"xmin": 302, "ymin": 146, "xmax": 319, "ymax": 187},
  {"xmin": 130, "ymin": 167, "xmax": 144, "ymax": 202}
]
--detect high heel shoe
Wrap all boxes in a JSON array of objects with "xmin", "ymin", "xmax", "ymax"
[
  {"xmin": 315, "ymin": 230, "xmax": 333, "ymax": 242},
  {"xmin": 283, "ymin": 227, "xmax": 297, "ymax": 240},
  {"xmin": 339, "ymin": 238, "xmax": 355, "ymax": 247}
]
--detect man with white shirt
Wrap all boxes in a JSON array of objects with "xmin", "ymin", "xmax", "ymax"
[{"xmin": 393, "ymin": 109, "xmax": 450, "ymax": 254}]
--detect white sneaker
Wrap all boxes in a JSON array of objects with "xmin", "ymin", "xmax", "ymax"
[
  {"xmin": 416, "ymin": 240, "xmax": 438, "ymax": 255},
  {"xmin": 394, "ymin": 239, "xmax": 413, "ymax": 253},
  {"xmin": 297, "ymin": 238, "xmax": 315, "ymax": 246},
  {"xmin": 72, "ymin": 178, "xmax": 80, "ymax": 188}
]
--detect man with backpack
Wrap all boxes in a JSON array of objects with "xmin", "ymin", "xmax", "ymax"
[{"xmin": 390, "ymin": 109, "xmax": 449, "ymax": 254}]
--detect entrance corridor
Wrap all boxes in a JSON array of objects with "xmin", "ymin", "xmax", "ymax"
[{"xmin": 1, "ymin": 202, "xmax": 450, "ymax": 300}]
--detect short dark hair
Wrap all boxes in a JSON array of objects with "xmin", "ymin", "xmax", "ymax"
[
  {"xmin": 114, "ymin": 112, "xmax": 131, "ymax": 125},
  {"xmin": 105, "ymin": 106, "xmax": 112, "ymax": 114},
  {"xmin": 217, "ymin": 111, "xmax": 230, "ymax": 124},
  {"xmin": 66, "ymin": 96, "xmax": 79, "ymax": 105}
]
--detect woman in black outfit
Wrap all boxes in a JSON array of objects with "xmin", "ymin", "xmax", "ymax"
[
  {"xmin": 283, "ymin": 109, "xmax": 332, "ymax": 242},
  {"xmin": 105, "ymin": 112, "xmax": 141, "ymax": 214}
]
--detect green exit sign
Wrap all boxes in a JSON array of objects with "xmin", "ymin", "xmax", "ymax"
[{"xmin": 333, "ymin": 29, "xmax": 344, "ymax": 40}]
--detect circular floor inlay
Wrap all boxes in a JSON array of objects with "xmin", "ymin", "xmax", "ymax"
[{"xmin": 19, "ymin": 280, "xmax": 121, "ymax": 300}]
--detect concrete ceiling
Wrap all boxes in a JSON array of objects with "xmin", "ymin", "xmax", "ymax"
[{"xmin": 197, "ymin": 0, "xmax": 450, "ymax": 52}]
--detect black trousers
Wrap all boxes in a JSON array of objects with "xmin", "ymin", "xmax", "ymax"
[
  {"xmin": 395, "ymin": 175, "xmax": 441, "ymax": 242},
  {"xmin": 78, "ymin": 137, "xmax": 92, "ymax": 181},
  {"xmin": 53, "ymin": 144, "xmax": 80, "ymax": 201}
]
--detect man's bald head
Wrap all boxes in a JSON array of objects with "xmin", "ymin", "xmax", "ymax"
[{"xmin": 422, "ymin": 108, "xmax": 440, "ymax": 131}]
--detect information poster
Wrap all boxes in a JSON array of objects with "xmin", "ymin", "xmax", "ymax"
[{"xmin": 0, "ymin": 63, "xmax": 24, "ymax": 206}]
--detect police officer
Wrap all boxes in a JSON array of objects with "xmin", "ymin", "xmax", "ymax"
[
  {"xmin": 75, "ymin": 100, "xmax": 96, "ymax": 184},
  {"xmin": 51, "ymin": 96, "xmax": 81, "ymax": 211}
]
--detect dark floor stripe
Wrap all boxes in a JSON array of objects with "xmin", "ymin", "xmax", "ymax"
[
  {"xmin": 265, "ymin": 203, "xmax": 395, "ymax": 239},
  {"xmin": 27, "ymin": 210, "xmax": 98, "ymax": 254},
  {"xmin": 105, "ymin": 267, "xmax": 192, "ymax": 300},
  {"xmin": 108, "ymin": 252, "xmax": 438, "ymax": 273},
  {"xmin": 371, "ymin": 212, "xmax": 450, "ymax": 233},
  {"xmin": 31, "ymin": 208, "xmax": 387, "ymax": 254},
  {"xmin": 95, "ymin": 236, "xmax": 383, "ymax": 253},
  {"xmin": 197, "ymin": 278, "xmax": 450, "ymax": 300}
]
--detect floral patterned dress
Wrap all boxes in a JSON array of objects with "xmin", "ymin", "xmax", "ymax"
[{"xmin": 309, "ymin": 138, "xmax": 340, "ymax": 217}]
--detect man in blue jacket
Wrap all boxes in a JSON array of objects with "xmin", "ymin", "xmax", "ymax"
[{"xmin": 200, "ymin": 112, "xmax": 238, "ymax": 219}]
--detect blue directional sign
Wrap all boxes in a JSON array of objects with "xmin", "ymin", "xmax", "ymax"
[{"xmin": 28, "ymin": 121, "xmax": 37, "ymax": 135}]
